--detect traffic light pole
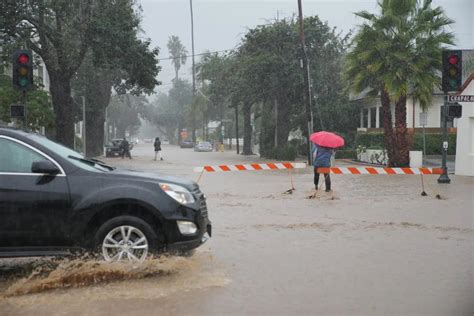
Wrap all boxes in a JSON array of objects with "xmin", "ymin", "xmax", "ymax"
[
  {"xmin": 438, "ymin": 94, "xmax": 451, "ymax": 184},
  {"xmin": 22, "ymin": 91, "xmax": 27, "ymax": 129}
]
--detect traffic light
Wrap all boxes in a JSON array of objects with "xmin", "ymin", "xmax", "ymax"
[
  {"xmin": 10, "ymin": 105, "xmax": 25, "ymax": 118},
  {"xmin": 448, "ymin": 104, "xmax": 462, "ymax": 118},
  {"xmin": 12, "ymin": 50, "xmax": 33, "ymax": 91},
  {"xmin": 442, "ymin": 50, "xmax": 462, "ymax": 92}
]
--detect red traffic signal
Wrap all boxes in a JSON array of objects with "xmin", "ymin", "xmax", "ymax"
[
  {"xmin": 448, "ymin": 54, "xmax": 459, "ymax": 65},
  {"xmin": 17, "ymin": 53, "xmax": 29, "ymax": 65},
  {"xmin": 442, "ymin": 50, "xmax": 462, "ymax": 92},
  {"xmin": 12, "ymin": 50, "xmax": 34, "ymax": 91}
]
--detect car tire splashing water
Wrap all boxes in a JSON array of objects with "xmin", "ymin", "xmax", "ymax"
[{"xmin": 101, "ymin": 225, "xmax": 149, "ymax": 262}]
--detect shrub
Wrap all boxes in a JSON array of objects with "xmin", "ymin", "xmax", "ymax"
[
  {"xmin": 355, "ymin": 133, "xmax": 385, "ymax": 148},
  {"xmin": 355, "ymin": 132, "xmax": 457, "ymax": 155},
  {"xmin": 335, "ymin": 150, "xmax": 357, "ymax": 159},
  {"xmin": 411, "ymin": 133, "xmax": 456, "ymax": 155},
  {"xmin": 261, "ymin": 145, "xmax": 298, "ymax": 161}
]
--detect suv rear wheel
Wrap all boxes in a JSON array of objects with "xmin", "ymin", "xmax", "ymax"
[{"xmin": 94, "ymin": 216, "xmax": 159, "ymax": 262}]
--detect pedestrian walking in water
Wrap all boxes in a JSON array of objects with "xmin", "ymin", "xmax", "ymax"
[
  {"xmin": 309, "ymin": 131, "xmax": 344, "ymax": 193},
  {"xmin": 120, "ymin": 137, "xmax": 132, "ymax": 159},
  {"xmin": 312, "ymin": 144, "xmax": 333, "ymax": 192},
  {"xmin": 154, "ymin": 137, "xmax": 163, "ymax": 161}
]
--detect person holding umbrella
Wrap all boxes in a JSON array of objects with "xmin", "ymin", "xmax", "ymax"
[
  {"xmin": 309, "ymin": 131, "xmax": 345, "ymax": 192},
  {"xmin": 312, "ymin": 144, "xmax": 333, "ymax": 192}
]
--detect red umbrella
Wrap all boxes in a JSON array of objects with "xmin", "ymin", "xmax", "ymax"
[{"xmin": 309, "ymin": 131, "xmax": 344, "ymax": 149}]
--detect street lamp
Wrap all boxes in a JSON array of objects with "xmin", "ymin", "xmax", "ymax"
[{"xmin": 190, "ymin": 0, "xmax": 197, "ymax": 143}]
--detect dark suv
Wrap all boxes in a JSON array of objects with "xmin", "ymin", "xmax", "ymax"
[{"xmin": 0, "ymin": 128, "xmax": 211, "ymax": 262}]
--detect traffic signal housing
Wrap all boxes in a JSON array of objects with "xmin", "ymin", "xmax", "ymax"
[
  {"xmin": 448, "ymin": 104, "xmax": 462, "ymax": 118},
  {"xmin": 12, "ymin": 50, "xmax": 34, "ymax": 91},
  {"xmin": 442, "ymin": 50, "xmax": 462, "ymax": 92}
]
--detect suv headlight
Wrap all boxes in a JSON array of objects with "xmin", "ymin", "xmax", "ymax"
[{"xmin": 159, "ymin": 183, "xmax": 195, "ymax": 205}]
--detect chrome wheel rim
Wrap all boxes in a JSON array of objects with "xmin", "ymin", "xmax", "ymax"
[{"xmin": 102, "ymin": 225, "xmax": 148, "ymax": 262}]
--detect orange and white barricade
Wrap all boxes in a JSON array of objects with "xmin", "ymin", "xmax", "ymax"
[
  {"xmin": 315, "ymin": 167, "xmax": 443, "ymax": 175},
  {"xmin": 194, "ymin": 162, "xmax": 307, "ymax": 173}
]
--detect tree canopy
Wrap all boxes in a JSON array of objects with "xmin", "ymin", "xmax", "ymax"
[
  {"xmin": 167, "ymin": 35, "xmax": 188, "ymax": 81},
  {"xmin": 346, "ymin": 0, "xmax": 454, "ymax": 166},
  {"xmin": 0, "ymin": 0, "xmax": 160, "ymax": 149}
]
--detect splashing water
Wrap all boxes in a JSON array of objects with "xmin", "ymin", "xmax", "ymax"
[{"xmin": 0, "ymin": 250, "xmax": 230, "ymax": 303}]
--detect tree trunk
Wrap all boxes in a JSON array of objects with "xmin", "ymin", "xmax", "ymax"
[
  {"xmin": 274, "ymin": 98, "xmax": 278, "ymax": 148},
  {"xmin": 380, "ymin": 88, "xmax": 395, "ymax": 165},
  {"xmin": 259, "ymin": 100, "xmax": 275, "ymax": 157},
  {"xmin": 86, "ymin": 107, "xmax": 106, "ymax": 157},
  {"xmin": 49, "ymin": 75, "xmax": 75, "ymax": 148},
  {"xmin": 392, "ymin": 95, "xmax": 410, "ymax": 167},
  {"xmin": 242, "ymin": 103, "xmax": 253, "ymax": 155},
  {"xmin": 85, "ymin": 76, "xmax": 113, "ymax": 157},
  {"xmin": 276, "ymin": 98, "xmax": 291, "ymax": 147},
  {"xmin": 177, "ymin": 121, "xmax": 183, "ymax": 144}
]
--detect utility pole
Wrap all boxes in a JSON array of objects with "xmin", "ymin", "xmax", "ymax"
[
  {"xmin": 297, "ymin": 0, "xmax": 314, "ymax": 165},
  {"xmin": 190, "ymin": 0, "xmax": 197, "ymax": 143},
  {"xmin": 235, "ymin": 105, "xmax": 240, "ymax": 154},
  {"xmin": 82, "ymin": 96, "xmax": 86, "ymax": 157}
]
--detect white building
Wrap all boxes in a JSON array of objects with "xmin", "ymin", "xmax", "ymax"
[
  {"xmin": 455, "ymin": 74, "xmax": 474, "ymax": 176},
  {"xmin": 356, "ymin": 92, "xmax": 458, "ymax": 131}
]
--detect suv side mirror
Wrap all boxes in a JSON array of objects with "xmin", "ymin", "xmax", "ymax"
[{"xmin": 31, "ymin": 160, "xmax": 60, "ymax": 175}]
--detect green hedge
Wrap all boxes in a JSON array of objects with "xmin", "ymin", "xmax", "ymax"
[
  {"xmin": 335, "ymin": 150, "xmax": 357, "ymax": 159},
  {"xmin": 261, "ymin": 145, "xmax": 298, "ymax": 161},
  {"xmin": 355, "ymin": 133, "xmax": 386, "ymax": 148},
  {"xmin": 355, "ymin": 132, "xmax": 456, "ymax": 155},
  {"xmin": 412, "ymin": 133, "xmax": 456, "ymax": 155}
]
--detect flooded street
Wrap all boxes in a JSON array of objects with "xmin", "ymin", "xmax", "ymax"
[{"xmin": 1, "ymin": 144, "xmax": 473, "ymax": 315}]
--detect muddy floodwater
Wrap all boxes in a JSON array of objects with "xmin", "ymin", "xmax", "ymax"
[{"xmin": 1, "ymin": 144, "xmax": 473, "ymax": 315}]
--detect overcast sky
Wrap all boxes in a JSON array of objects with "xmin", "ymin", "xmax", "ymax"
[{"xmin": 140, "ymin": 0, "xmax": 473, "ymax": 93}]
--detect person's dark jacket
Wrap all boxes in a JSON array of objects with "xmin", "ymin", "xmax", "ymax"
[
  {"xmin": 154, "ymin": 139, "xmax": 161, "ymax": 151},
  {"xmin": 120, "ymin": 139, "xmax": 130, "ymax": 151}
]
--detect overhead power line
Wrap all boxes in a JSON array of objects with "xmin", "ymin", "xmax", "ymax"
[{"xmin": 158, "ymin": 49, "xmax": 235, "ymax": 61}]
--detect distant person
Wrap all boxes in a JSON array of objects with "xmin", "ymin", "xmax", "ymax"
[
  {"xmin": 120, "ymin": 137, "xmax": 132, "ymax": 159},
  {"xmin": 312, "ymin": 144, "xmax": 333, "ymax": 192},
  {"xmin": 154, "ymin": 137, "xmax": 163, "ymax": 161}
]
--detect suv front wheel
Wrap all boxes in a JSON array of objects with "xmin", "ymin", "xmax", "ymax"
[{"xmin": 94, "ymin": 216, "xmax": 159, "ymax": 262}]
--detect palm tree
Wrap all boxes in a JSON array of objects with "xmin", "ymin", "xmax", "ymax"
[
  {"xmin": 167, "ymin": 35, "xmax": 188, "ymax": 80},
  {"xmin": 346, "ymin": 0, "xmax": 453, "ymax": 166}
]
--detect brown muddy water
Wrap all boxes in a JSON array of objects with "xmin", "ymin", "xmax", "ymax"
[{"xmin": 0, "ymin": 250, "xmax": 230, "ymax": 312}]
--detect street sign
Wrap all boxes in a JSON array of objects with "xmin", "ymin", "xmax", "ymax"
[
  {"xmin": 447, "ymin": 95, "xmax": 474, "ymax": 102},
  {"xmin": 10, "ymin": 104, "xmax": 25, "ymax": 118}
]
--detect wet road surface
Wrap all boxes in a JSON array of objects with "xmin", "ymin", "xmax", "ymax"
[{"xmin": 1, "ymin": 144, "xmax": 473, "ymax": 315}]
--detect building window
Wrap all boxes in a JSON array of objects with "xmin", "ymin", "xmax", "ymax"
[
  {"xmin": 363, "ymin": 108, "xmax": 368, "ymax": 128},
  {"xmin": 370, "ymin": 107, "xmax": 376, "ymax": 128}
]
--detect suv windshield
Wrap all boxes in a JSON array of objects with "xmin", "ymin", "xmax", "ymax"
[{"xmin": 27, "ymin": 134, "xmax": 111, "ymax": 172}]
